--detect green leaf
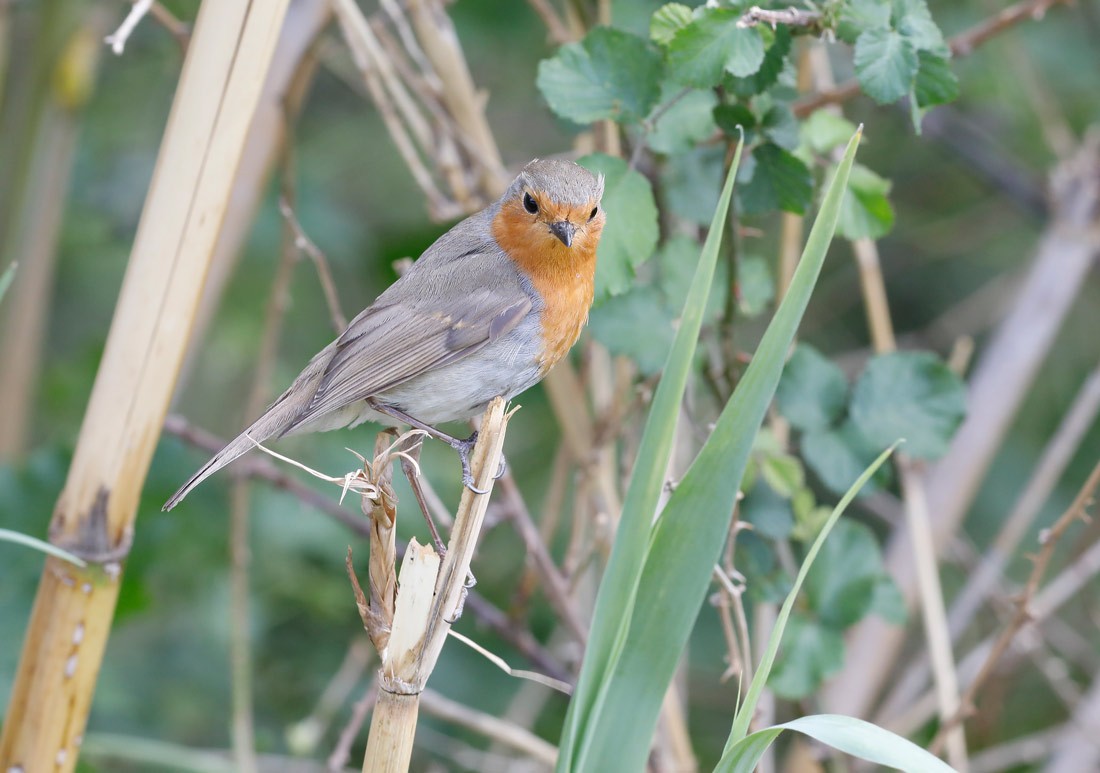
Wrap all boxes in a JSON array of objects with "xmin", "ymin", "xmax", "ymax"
[
  {"xmin": 557, "ymin": 137, "xmax": 746, "ymax": 773},
  {"xmin": 737, "ymin": 255, "xmax": 773, "ymax": 318},
  {"xmin": 742, "ymin": 480, "xmax": 795, "ymax": 541},
  {"xmin": 656, "ymin": 234, "xmax": 728, "ymax": 322},
  {"xmin": 914, "ymin": 51, "xmax": 959, "ymax": 108},
  {"xmin": 647, "ymin": 86, "xmax": 718, "ymax": 154},
  {"xmin": 750, "ymin": 25, "xmax": 792, "ymax": 92},
  {"xmin": 717, "ymin": 714, "xmax": 957, "ymax": 773},
  {"xmin": 660, "ymin": 145, "xmax": 724, "ymax": 225},
  {"xmin": 760, "ymin": 104, "xmax": 799, "ymax": 151},
  {"xmin": 838, "ymin": 163, "xmax": 895, "ymax": 240},
  {"xmin": 650, "ymin": 2, "xmax": 692, "ymax": 45},
  {"xmin": 0, "ymin": 527, "xmax": 87, "ymax": 567},
  {"xmin": 588, "ymin": 286, "xmax": 675, "ymax": 375},
  {"xmin": 739, "ymin": 143, "xmax": 812, "ymax": 215},
  {"xmin": 570, "ymin": 130, "xmax": 862, "ymax": 773},
  {"xmin": 805, "ymin": 519, "xmax": 883, "ymax": 627},
  {"xmin": 850, "ymin": 351, "xmax": 967, "ymax": 459},
  {"xmin": 537, "ymin": 27, "xmax": 663, "ymax": 124},
  {"xmin": 775, "ymin": 344, "xmax": 848, "ymax": 431},
  {"xmin": 854, "ymin": 28, "xmax": 918, "ymax": 104},
  {"xmin": 837, "ymin": 0, "xmax": 891, "ymax": 44},
  {"xmin": 667, "ymin": 9, "xmax": 765, "ymax": 88},
  {"xmin": 895, "ymin": 0, "xmax": 948, "ymax": 54},
  {"xmin": 579, "ymin": 153, "xmax": 659, "ymax": 301},
  {"xmin": 768, "ymin": 614, "xmax": 845, "ymax": 699},
  {"xmin": 713, "ymin": 103, "xmax": 757, "ymax": 139},
  {"xmin": 802, "ymin": 420, "xmax": 891, "ymax": 496},
  {"xmin": 0, "ymin": 262, "xmax": 16, "ymax": 303},
  {"xmin": 871, "ymin": 575, "xmax": 908, "ymax": 625},
  {"xmin": 800, "ymin": 110, "xmax": 858, "ymax": 155},
  {"xmin": 760, "ymin": 453, "xmax": 805, "ymax": 498}
]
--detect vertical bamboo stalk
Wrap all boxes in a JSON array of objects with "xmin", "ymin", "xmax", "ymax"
[{"xmin": 0, "ymin": 2, "xmax": 290, "ymax": 770}]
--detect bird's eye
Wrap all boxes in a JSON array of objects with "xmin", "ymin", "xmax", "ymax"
[
  {"xmin": 589, "ymin": 206, "xmax": 598, "ymax": 221},
  {"xmin": 523, "ymin": 192, "xmax": 539, "ymax": 214}
]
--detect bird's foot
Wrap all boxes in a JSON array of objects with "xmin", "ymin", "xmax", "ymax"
[{"xmin": 450, "ymin": 432, "xmax": 489, "ymax": 494}]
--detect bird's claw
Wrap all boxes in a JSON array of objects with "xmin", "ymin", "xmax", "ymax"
[{"xmin": 452, "ymin": 432, "xmax": 494, "ymax": 495}]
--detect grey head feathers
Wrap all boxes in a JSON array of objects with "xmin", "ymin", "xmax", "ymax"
[{"xmin": 507, "ymin": 158, "xmax": 605, "ymax": 207}]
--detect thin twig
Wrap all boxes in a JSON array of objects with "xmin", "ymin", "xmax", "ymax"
[
  {"xmin": 278, "ymin": 196, "xmax": 347, "ymax": 332},
  {"xmin": 420, "ymin": 688, "xmax": 558, "ymax": 765},
  {"xmin": 929, "ymin": 461, "xmax": 1100, "ymax": 753},
  {"xmin": 162, "ymin": 415, "xmax": 571, "ymax": 684},
  {"xmin": 737, "ymin": 6, "xmax": 824, "ymax": 33},
  {"xmin": 793, "ymin": 0, "xmax": 1073, "ymax": 117},
  {"xmin": 328, "ymin": 681, "xmax": 377, "ymax": 772},
  {"xmin": 496, "ymin": 472, "xmax": 589, "ymax": 643},
  {"xmin": 526, "ymin": 0, "xmax": 572, "ymax": 44}
]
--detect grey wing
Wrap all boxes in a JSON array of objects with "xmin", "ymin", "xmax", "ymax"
[{"xmin": 283, "ymin": 287, "xmax": 531, "ymax": 433}]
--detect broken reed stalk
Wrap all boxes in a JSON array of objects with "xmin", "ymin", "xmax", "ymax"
[
  {"xmin": 0, "ymin": 2, "xmax": 290, "ymax": 770},
  {"xmin": 358, "ymin": 397, "xmax": 512, "ymax": 773}
]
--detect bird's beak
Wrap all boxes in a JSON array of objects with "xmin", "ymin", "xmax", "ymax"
[{"xmin": 549, "ymin": 220, "xmax": 575, "ymax": 247}]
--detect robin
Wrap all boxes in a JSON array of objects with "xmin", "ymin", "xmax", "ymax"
[{"xmin": 164, "ymin": 158, "xmax": 606, "ymax": 510}]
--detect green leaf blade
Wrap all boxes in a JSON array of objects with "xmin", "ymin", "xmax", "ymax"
[
  {"xmin": 667, "ymin": 9, "xmax": 764, "ymax": 88},
  {"xmin": 558, "ymin": 139, "xmax": 745, "ymax": 772},
  {"xmin": 571, "ymin": 129, "xmax": 863, "ymax": 773}
]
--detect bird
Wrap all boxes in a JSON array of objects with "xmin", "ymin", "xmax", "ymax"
[{"xmin": 164, "ymin": 158, "xmax": 606, "ymax": 511}]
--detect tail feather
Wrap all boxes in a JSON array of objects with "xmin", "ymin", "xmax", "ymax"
[{"xmin": 163, "ymin": 343, "xmax": 336, "ymax": 511}]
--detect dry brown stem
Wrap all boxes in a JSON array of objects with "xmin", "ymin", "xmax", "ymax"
[{"xmin": 929, "ymin": 461, "xmax": 1100, "ymax": 754}]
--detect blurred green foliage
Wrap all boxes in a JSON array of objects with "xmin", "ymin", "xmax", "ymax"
[{"xmin": 1, "ymin": 0, "xmax": 1099, "ymax": 770}]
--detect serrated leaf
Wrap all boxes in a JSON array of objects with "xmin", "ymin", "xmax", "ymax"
[
  {"xmin": 656, "ymin": 233, "xmax": 728, "ymax": 322},
  {"xmin": 837, "ymin": 163, "xmax": 895, "ymax": 240},
  {"xmin": 647, "ymin": 86, "xmax": 718, "ymax": 154},
  {"xmin": 805, "ymin": 519, "xmax": 883, "ymax": 627},
  {"xmin": 837, "ymin": 0, "xmax": 891, "ymax": 44},
  {"xmin": 894, "ymin": 0, "xmax": 948, "ymax": 54},
  {"xmin": 914, "ymin": 50, "xmax": 959, "ymax": 108},
  {"xmin": 667, "ymin": 8, "xmax": 765, "ymax": 88},
  {"xmin": 751, "ymin": 25, "xmax": 792, "ymax": 92},
  {"xmin": 800, "ymin": 110, "xmax": 859, "ymax": 155},
  {"xmin": 768, "ymin": 614, "xmax": 845, "ymax": 699},
  {"xmin": 588, "ymin": 286, "xmax": 675, "ymax": 375},
  {"xmin": 537, "ymin": 27, "xmax": 663, "ymax": 124},
  {"xmin": 854, "ymin": 28, "xmax": 917, "ymax": 104},
  {"xmin": 761, "ymin": 104, "xmax": 799, "ymax": 151},
  {"xmin": 739, "ymin": 142, "xmax": 812, "ymax": 215},
  {"xmin": 737, "ymin": 255, "xmax": 773, "ymax": 317},
  {"xmin": 650, "ymin": 2, "xmax": 692, "ymax": 45},
  {"xmin": 579, "ymin": 153, "xmax": 659, "ymax": 300},
  {"xmin": 802, "ymin": 420, "xmax": 891, "ymax": 496},
  {"xmin": 713, "ymin": 103, "xmax": 757, "ymax": 139},
  {"xmin": 850, "ymin": 350, "xmax": 967, "ymax": 459},
  {"xmin": 776, "ymin": 344, "xmax": 848, "ymax": 431}
]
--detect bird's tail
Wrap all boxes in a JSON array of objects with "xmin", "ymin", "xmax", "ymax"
[{"xmin": 163, "ymin": 343, "xmax": 335, "ymax": 511}]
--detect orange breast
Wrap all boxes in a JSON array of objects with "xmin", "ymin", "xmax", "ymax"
[{"xmin": 491, "ymin": 200, "xmax": 603, "ymax": 374}]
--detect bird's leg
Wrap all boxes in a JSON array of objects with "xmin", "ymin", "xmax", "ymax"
[
  {"xmin": 394, "ymin": 435, "xmax": 447, "ymax": 555},
  {"xmin": 367, "ymin": 399, "xmax": 491, "ymax": 494}
]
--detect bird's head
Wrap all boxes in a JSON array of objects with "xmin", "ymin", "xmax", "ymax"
[{"xmin": 495, "ymin": 159, "xmax": 606, "ymax": 257}]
